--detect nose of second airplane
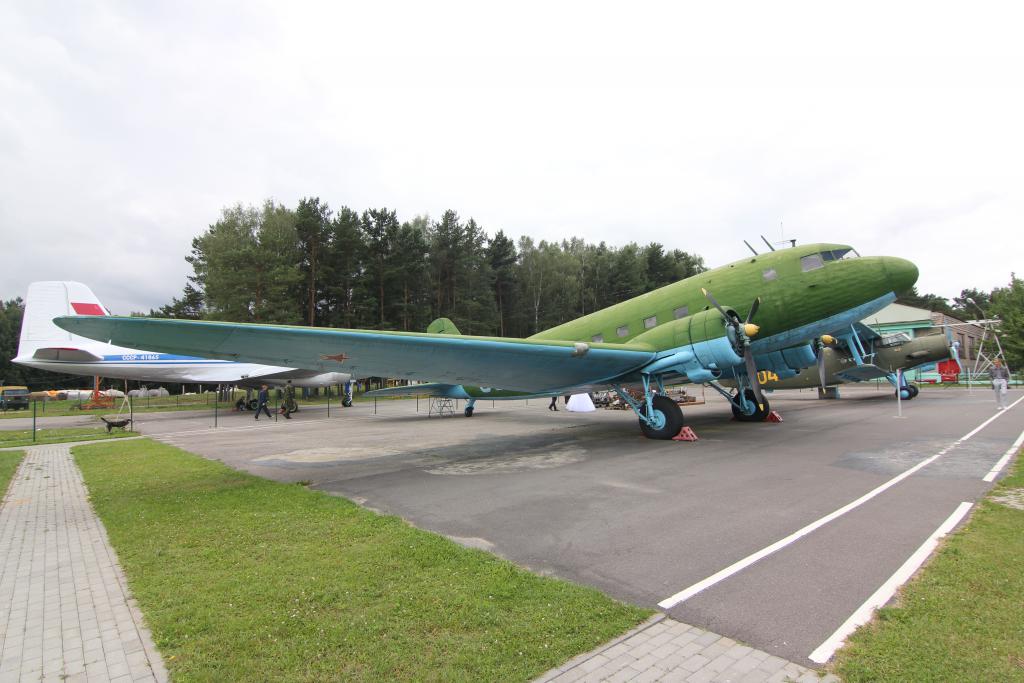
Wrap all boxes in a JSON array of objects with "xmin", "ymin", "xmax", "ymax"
[{"xmin": 882, "ymin": 256, "xmax": 919, "ymax": 293}]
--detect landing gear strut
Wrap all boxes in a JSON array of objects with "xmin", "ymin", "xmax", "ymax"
[{"xmin": 464, "ymin": 398, "xmax": 475, "ymax": 417}]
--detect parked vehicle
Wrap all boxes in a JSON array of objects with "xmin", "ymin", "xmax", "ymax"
[{"xmin": 0, "ymin": 386, "xmax": 30, "ymax": 411}]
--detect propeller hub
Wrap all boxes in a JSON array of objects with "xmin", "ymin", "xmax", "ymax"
[
  {"xmin": 821, "ymin": 334, "xmax": 835, "ymax": 345},
  {"xmin": 742, "ymin": 323, "xmax": 760, "ymax": 337}
]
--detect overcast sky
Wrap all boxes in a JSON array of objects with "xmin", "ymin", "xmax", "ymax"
[{"xmin": 2, "ymin": 1, "xmax": 1021, "ymax": 316}]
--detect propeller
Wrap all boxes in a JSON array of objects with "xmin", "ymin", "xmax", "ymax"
[{"xmin": 702, "ymin": 288, "xmax": 764, "ymax": 404}]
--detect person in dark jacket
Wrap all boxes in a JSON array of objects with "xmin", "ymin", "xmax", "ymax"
[
  {"xmin": 548, "ymin": 396, "xmax": 558, "ymax": 411},
  {"xmin": 255, "ymin": 384, "xmax": 272, "ymax": 420}
]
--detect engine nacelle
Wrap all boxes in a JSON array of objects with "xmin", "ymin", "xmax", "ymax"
[{"xmin": 635, "ymin": 308, "xmax": 743, "ymax": 379}]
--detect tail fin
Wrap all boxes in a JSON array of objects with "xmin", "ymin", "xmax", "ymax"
[
  {"xmin": 16, "ymin": 281, "xmax": 111, "ymax": 360},
  {"xmin": 426, "ymin": 317, "xmax": 462, "ymax": 335}
]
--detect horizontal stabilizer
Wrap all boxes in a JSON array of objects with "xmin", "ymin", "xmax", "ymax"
[{"xmin": 835, "ymin": 364, "xmax": 890, "ymax": 382}]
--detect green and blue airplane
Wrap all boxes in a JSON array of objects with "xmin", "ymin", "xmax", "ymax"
[{"xmin": 54, "ymin": 243, "xmax": 917, "ymax": 439}]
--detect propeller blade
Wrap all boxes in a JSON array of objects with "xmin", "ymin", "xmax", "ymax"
[
  {"xmin": 744, "ymin": 351, "xmax": 765, "ymax": 405},
  {"xmin": 701, "ymin": 288, "xmax": 728, "ymax": 319},
  {"xmin": 817, "ymin": 347, "xmax": 828, "ymax": 388},
  {"xmin": 745, "ymin": 297, "xmax": 761, "ymax": 324}
]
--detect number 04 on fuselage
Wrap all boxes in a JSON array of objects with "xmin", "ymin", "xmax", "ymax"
[{"xmin": 55, "ymin": 243, "xmax": 917, "ymax": 439}]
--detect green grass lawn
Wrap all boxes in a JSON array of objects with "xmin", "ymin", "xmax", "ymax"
[
  {"xmin": 0, "ymin": 450, "xmax": 25, "ymax": 496},
  {"xmin": 832, "ymin": 449, "xmax": 1024, "ymax": 682},
  {"xmin": 74, "ymin": 439, "xmax": 650, "ymax": 682},
  {"xmin": 0, "ymin": 427, "xmax": 137, "ymax": 449}
]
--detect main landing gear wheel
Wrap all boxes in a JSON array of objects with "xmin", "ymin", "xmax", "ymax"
[
  {"xmin": 896, "ymin": 384, "xmax": 919, "ymax": 400},
  {"xmin": 248, "ymin": 399, "xmax": 259, "ymax": 411},
  {"xmin": 731, "ymin": 389, "xmax": 770, "ymax": 422},
  {"xmin": 464, "ymin": 406, "xmax": 474, "ymax": 417},
  {"xmin": 341, "ymin": 396, "xmax": 353, "ymax": 407},
  {"xmin": 638, "ymin": 394, "xmax": 684, "ymax": 439}
]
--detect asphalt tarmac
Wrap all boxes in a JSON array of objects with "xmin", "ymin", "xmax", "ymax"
[{"xmin": 11, "ymin": 386, "xmax": 1022, "ymax": 666}]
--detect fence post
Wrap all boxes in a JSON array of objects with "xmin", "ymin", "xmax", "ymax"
[
  {"xmin": 327, "ymin": 390, "xmax": 330, "ymax": 418},
  {"xmin": 32, "ymin": 400, "xmax": 37, "ymax": 442}
]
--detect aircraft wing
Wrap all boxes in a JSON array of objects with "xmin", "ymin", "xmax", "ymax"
[
  {"xmin": 851, "ymin": 322, "xmax": 881, "ymax": 341},
  {"xmin": 54, "ymin": 316, "xmax": 657, "ymax": 393},
  {"xmin": 834, "ymin": 364, "xmax": 890, "ymax": 382},
  {"xmin": 366, "ymin": 383, "xmax": 465, "ymax": 398}
]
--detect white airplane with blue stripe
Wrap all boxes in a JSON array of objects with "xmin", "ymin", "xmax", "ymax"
[{"xmin": 13, "ymin": 282, "xmax": 351, "ymax": 388}]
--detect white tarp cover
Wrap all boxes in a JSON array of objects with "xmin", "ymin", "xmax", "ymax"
[{"xmin": 566, "ymin": 393, "xmax": 596, "ymax": 412}]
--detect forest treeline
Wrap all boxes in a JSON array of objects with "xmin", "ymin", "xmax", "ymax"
[
  {"xmin": 3, "ymin": 198, "xmax": 1023, "ymax": 387},
  {"xmin": 150, "ymin": 198, "xmax": 708, "ymax": 337}
]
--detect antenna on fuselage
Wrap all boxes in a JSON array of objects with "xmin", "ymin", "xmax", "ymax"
[
  {"xmin": 743, "ymin": 240, "xmax": 759, "ymax": 256},
  {"xmin": 760, "ymin": 235, "xmax": 776, "ymax": 252}
]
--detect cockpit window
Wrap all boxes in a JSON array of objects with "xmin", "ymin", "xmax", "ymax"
[
  {"xmin": 879, "ymin": 332, "xmax": 912, "ymax": 347},
  {"xmin": 822, "ymin": 248, "xmax": 855, "ymax": 262},
  {"xmin": 800, "ymin": 254, "xmax": 824, "ymax": 271}
]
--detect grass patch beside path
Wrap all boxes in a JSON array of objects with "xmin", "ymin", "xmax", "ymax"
[
  {"xmin": 832, "ymin": 449, "xmax": 1024, "ymax": 682},
  {"xmin": 0, "ymin": 450, "xmax": 25, "ymax": 496},
  {"xmin": 74, "ymin": 440, "xmax": 650, "ymax": 682},
  {"xmin": 0, "ymin": 427, "xmax": 137, "ymax": 449}
]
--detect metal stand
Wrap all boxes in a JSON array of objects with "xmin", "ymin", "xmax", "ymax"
[{"xmin": 428, "ymin": 396, "xmax": 456, "ymax": 417}]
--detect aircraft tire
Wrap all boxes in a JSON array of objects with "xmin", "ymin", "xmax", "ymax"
[
  {"xmin": 464, "ymin": 406, "xmax": 474, "ymax": 417},
  {"xmin": 639, "ymin": 395, "xmax": 684, "ymax": 439},
  {"xmin": 341, "ymin": 397, "xmax": 353, "ymax": 407},
  {"xmin": 247, "ymin": 399, "xmax": 259, "ymax": 411},
  {"xmin": 907, "ymin": 384, "xmax": 919, "ymax": 399},
  {"xmin": 731, "ymin": 389, "xmax": 770, "ymax": 421}
]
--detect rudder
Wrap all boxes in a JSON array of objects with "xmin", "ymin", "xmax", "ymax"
[{"xmin": 16, "ymin": 281, "xmax": 110, "ymax": 359}]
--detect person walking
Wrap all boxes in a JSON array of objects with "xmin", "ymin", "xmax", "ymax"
[
  {"xmin": 281, "ymin": 380, "xmax": 297, "ymax": 419},
  {"xmin": 255, "ymin": 384, "xmax": 272, "ymax": 420},
  {"xmin": 990, "ymin": 359, "xmax": 1011, "ymax": 410},
  {"xmin": 548, "ymin": 396, "xmax": 558, "ymax": 411}
]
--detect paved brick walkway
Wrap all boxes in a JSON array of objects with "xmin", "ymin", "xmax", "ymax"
[
  {"xmin": 0, "ymin": 445, "xmax": 167, "ymax": 682},
  {"xmin": 536, "ymin": 614, "xmax": 839, "ymax": 683}
]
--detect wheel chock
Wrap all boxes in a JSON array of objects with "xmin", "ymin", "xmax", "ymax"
[
  {"xmin": 673, "ymin": 426, "xmax": 699, "ymax": 441},
  {"xmin": 766, "ymin": 410, "xmax": 784, "ymax": 422}
]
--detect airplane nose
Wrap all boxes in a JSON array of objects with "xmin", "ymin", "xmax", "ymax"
[{"xmin": 882, "ymin": 256, "xmax": 918, "ymax": 293}]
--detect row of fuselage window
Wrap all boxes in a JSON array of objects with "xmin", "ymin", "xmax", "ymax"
[{"xmin": 590, "ymin": 304, "xmax": 691, "ymax": 343}]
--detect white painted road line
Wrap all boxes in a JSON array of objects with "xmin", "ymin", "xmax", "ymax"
[
  {"xmin": 658, "ymin": 405, "xmax": 1013, "ymax": 610},
  {"xmin": 808, "ymin": 501, "xmax": 974, "ymax": 664},
  {"xmin": 983, "ymin": 426, "xmax": 1024, "ymax": 482},
  {"xmin": 960, "ymin": 394, "xmax": 1023, "ymax": 441}
]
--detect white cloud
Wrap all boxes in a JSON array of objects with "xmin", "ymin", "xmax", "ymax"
[{"xmin": 2, "ymin": 0, "xmax": 1023, "ymax": 314}]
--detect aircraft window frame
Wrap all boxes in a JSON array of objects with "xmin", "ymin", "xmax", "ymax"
[
  {"xmin": 616, "ymin": 325, "xmax": 630, "ymax": 338},
  {"xmin": 878, "ymin": 332, "xmax": 912, "ymax": 347},
  {"xmin": 762, "ymin": 268, "xmax": 777, "ymax": 281},
  {"xmin": 673, "ymin": 305, "xmax": 689, "ymax": 319},
  {"xmin": 643, "ymin": 315, "xmax": 657, "ymax": 329},
  {"xmin": 801, "ymin": 254, "xmax": 824, "ymax": 272},
  {"xmin": 591, "ymin": 333, "xmax": 604, "ymax": 343}
]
